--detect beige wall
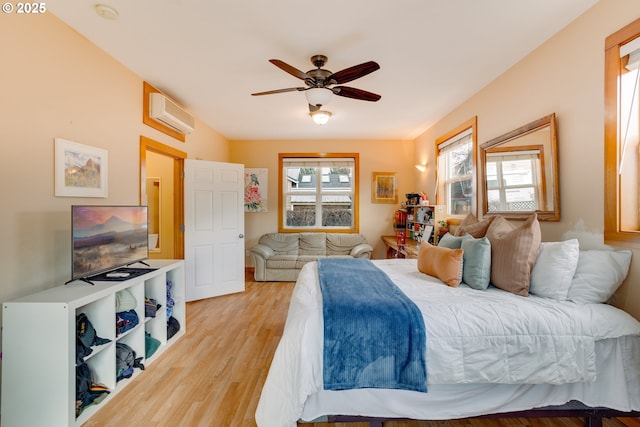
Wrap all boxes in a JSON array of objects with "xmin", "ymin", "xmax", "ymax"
[
  {"xmin": 0, "ymin": 13, "xmax": 230, "ymax": 303},
  {"xmin": 5, "ymin": 2, "xmax": 640, "ymax": 323},
  {"xmin": 414, "ymin": 0, "xmax": 640, "ymax": 320},
  {"xmin": 230, "ymin": 139, "xmax": 415, "ymax": 261}
]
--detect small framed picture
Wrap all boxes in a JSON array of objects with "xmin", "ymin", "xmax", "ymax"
[
  {"xmin": 55, "ymin": 138, "xmax": 108, "ymax": 197},
  {"xmin": 372, "ymin": 171, "xmax": 398, "ymax": 204}
]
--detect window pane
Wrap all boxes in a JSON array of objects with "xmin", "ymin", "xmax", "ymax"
[
  {"xmin": 448, "ymin": 178, "xmax": 472, "ymax": 215},
  {"xmin": 487, "ymin": 189, "xmax": 501, "ymax": 211},
  {"xmin": 322, "ymin": 205, "xmax": 352, "ymax": 227},
  {"xmin": 502, "ymin": 160, "xmax": 534, "ymax": 186},
  {"xmin": 286, "ymin": 200, "xmax": 316, "ymax": 227},
  {"xmin": 619, "ymin": 68, "xmax": 640, "ymax": 231},
  {"xmin": 447, "ymin": 143, "xmax": 473, "ymax": 179}
]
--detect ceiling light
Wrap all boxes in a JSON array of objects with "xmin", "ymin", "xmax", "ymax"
[
  {"xmin": 310, "ymin": 110, "xmax": 332, "ymax": 125},
  {"xmin": 95, "ymin": 4, "xmax": 119, "ymax": 20},
  {"xmin": 305, "ymin": 88, "xmax": 332, "ymax": 107}
]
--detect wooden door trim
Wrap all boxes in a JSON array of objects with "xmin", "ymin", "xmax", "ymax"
[{"xmin": 140, "ymin": 136, "xmax": 187, "ymax": 259}]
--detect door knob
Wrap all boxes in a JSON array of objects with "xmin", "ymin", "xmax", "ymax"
[{"xmin": 239, "ymin": 234, "xmax": 245, "ymax": 239}]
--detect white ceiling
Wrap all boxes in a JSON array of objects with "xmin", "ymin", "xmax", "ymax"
[{"xmin": 48, "ymin": 0, "xmax": 598, "ymax": 141}]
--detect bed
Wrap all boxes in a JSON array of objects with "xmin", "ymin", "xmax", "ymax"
[{"xmin": 255, "ymin": 252, "xmax": 640, "ymax": 427}]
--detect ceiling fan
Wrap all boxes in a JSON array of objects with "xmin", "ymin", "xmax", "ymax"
[{"xmin": 251, "ymin": 55, "xmax": 381, "ymax": 112}]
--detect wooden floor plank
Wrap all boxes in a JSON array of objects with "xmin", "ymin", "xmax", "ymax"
[{"xmin": 82, "ymin": 275, "xmax": 636, "ymax": 427}]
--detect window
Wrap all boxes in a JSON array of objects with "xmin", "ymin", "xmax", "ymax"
[
  {"xmin": 605, "ymin": 18, "xmax": 640, "ymax": 247},
  {"xmin": 279, "ymin": 153, "xmax": 359, "ymax": 232},
  {"xmin": 435, "ymin": 117, "xmax": 477, "ymax": 218},
  {"xmin": 485, "ymin": 149, "xmax": 542, "ymax": 212}
]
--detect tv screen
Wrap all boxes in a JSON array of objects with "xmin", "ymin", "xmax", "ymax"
[{"xmin": 72, "ymin": 205, "xmax": 149, "ymax": 280}]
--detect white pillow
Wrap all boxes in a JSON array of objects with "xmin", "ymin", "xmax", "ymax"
[
  {"xmin": 530, "ymin": 239, "xmax": 579, "ymax": 300},
  {"xmin": 567, "ymin": 249, "xmax": 633, "ymax": 304}
]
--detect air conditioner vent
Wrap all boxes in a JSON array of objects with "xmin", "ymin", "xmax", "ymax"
[{"xmin": 149, "ymin": 92, "xmax": 195, "ymax": 134}]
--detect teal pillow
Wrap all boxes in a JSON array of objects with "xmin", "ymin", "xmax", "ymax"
[
  {"xmin": 460, "ymin": 234, "xmax": 491, "ymax": 290},
  {"xmin": 438, "ymin": 232, "xmax": 463, "ymax": 249}
]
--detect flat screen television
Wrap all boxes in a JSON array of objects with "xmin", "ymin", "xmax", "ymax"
[{"xmin": 71, "ymin": 205, "xmax": 149, "ymax": 281}]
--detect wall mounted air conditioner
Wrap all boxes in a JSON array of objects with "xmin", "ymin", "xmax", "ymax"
[{"xmin": 149, "ymin": 92, "xmax": 195, "ymax": 134}]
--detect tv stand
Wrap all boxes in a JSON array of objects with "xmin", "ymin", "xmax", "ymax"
[{"xmin": 1, "ymin": 259, "xmax": 185, "ymax": 427}]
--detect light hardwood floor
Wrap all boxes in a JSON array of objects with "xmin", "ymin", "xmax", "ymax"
[{"xmin": 83, "ymin": 274, "xmax": 635, "ymax": 427}]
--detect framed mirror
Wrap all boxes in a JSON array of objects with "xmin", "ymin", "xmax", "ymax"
[{"xmin": 480, "ymin": 113, "xmax": 559, "ymax": 221}]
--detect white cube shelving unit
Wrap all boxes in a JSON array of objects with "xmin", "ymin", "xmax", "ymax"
[{"xmin": 1, "ymin": 259, "xmax": 185, "ymax": 427}]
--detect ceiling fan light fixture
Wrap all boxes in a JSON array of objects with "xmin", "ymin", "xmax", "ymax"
[
  {"xmin": 310, "ymin": 110, "xmax": 332, "ymax": 125},
  {"xmin": 305, "ymin": 88, "xmax": 332, "ymax": 107}
]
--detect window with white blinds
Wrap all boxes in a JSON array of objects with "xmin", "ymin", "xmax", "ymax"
[
  {"xmin": 279, "ymin": 154, "xmax": 359, "ymax": 231},
  {"xmin": 436, "ymin": 118, "xmax": 477, "ymax": 218}
]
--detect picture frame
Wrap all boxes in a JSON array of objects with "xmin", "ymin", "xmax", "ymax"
[
  {"xmin": 372, "ymin": 171, "xmax": 398, "ymax": 204},
  {"xmin": 55, "ymin": 138, "xmax": 108, "ymax": 197},
  {"xmin": 244, "ymin": 168, "xmax": 268, "ymax": 212}
]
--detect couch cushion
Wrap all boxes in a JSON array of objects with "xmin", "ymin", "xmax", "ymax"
[
  {"xmin": 265, "ymin": 255, "xmax": 298, "ymax": 269},
  {"xmin": 259, "ymin": 233, "xmax": 299, "ymax": 255},
  {"xmin": 299, "ymin": 233, "xmax": 327, "ymax": 256},
  {"xmin": 326, "ymin": 233, "xmax": 367, "ymax": 256}
]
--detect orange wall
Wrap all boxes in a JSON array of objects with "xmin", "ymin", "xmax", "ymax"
[
  {"xmin": 230, "ymin": 139, "xmax": 414, "ymax": 260},
  {"xmin": 414, "ymin": 0, "xmax": 640, "ymax": 320},
  {"xmin": 0, "ymin": 12, "xmax": 230, "ymax": 303}
]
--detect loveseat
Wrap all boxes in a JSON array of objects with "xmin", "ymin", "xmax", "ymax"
[{"xmin": 250, "ymin": 232, "xmax": 373, "ymax": 281}]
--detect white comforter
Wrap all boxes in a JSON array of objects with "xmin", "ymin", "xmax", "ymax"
[{"xmin": 255, "ymin": 259, "xmax": 640, "ymax": 427}]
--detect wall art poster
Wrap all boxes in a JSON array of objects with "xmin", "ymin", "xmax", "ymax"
[
  {"xmin": 54, "ymin": 138, "xmax": 108, "ymax": 197},
  {"xmin": 244, "ymin": 168, "xmax": 268, "ymax": 212},
  {"xmin": 372, "ymin": 171, "xmax": 398, "ymax": 204}
]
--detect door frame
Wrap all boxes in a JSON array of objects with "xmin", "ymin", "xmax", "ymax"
[{"xmin": 140, "ymin": 136, "xmax": 187, "ymax": 259}]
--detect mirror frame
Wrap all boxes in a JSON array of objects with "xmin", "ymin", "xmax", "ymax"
[{"xmin": 480, "ymin": 113, "xmax": 560, "ymax": 221}]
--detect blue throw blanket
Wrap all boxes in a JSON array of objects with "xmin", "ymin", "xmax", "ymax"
[{"xmin": 317, "ymin": 258, "xmax": 427, "ymax": 392}]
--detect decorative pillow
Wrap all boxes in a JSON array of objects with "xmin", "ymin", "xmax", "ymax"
[
  {"xmin": 460, "ymin": 235, "xmax": 492, "ymax": 290},
  {"xmin": 437, "ymin": 232, "xmax": 463, "ymax": 249},
  {"xmin": 529, "ymin": 239, "xmax": 580, "ymax": 300},
  {"xmin": 417, "ymin": 242, "xmax": 464, "ymax": 287},
  {"xmin": 485, "ymin": 214, "xmax": 541, "ymax": 296},
  {"xmin": 454, "ymin": 214, "xmax": 496, "ymax": 238},
  {"xmin": 567, "ymin": 249, "xmax": 633, "ymax": 304}
]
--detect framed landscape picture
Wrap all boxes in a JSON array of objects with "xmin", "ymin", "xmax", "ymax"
[
  {"xmin": 55, "ymin": 138, "xmax": 108, "ymax": 197},
  {"xmin": 372, "ymin": 171, "xmax": 398, "ymax": 204}
]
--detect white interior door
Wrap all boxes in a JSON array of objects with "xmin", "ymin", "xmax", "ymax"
[{"xmin": 184, "ymin": 159, "xmax": 245, "ymax": 301}]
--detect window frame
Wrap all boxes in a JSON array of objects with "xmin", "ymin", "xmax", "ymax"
[
  {"xmin": 278, "ymin": 152, "xmax": 359, "ymax": 233},
  {"xmin": 485, "ymin": 147, "xmax": 544, "ymax": 213},
  {"xmin": 605, "ymin": 17, "xmax": 640, "ymax": 248},
  {"xmin": 435, "ymin": 117, "xmax": 478, "ymax": 223}
]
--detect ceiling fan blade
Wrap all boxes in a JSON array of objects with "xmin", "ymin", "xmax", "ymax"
[
  {"xmin": 328, "ymin": 61, "xmax": 380, "ymax": 85},
  {"xmin": 269, "ymin": 59, "xmax": 309, "ymax": 80},
  {"xmin": 332, "ymin": 86, "xmax": 381, "ymax": 102},
  {"xmin": 251, "ymin": 87, "xmax": 306, "ymax": 96}
]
